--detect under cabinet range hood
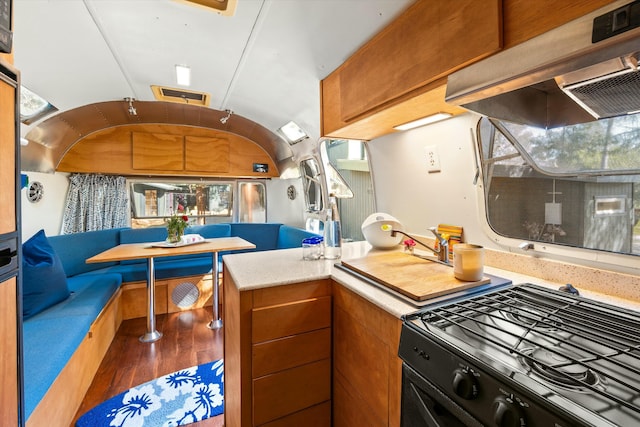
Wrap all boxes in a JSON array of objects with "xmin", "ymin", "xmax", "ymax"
[{"xmin": 445, "ymin": 0, "xmax": 640, "ymax": 129}]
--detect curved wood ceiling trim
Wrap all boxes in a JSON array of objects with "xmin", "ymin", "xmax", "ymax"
[{"xmin": 21, "ymin": 100, "xmax": 291, "ymax": 173}]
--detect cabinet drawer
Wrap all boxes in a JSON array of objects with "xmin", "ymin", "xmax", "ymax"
[
  {"xmin": 252, "ymin": 296, "xmax": 331, "ymax": 343},
  {"xmin": 259, "ymin": 401, "xmax": 331, "ymax": 427},
  {"xmin": 253, "ymin": 358, "xmax": 331, "ymax": 426},
  {"xmin": 253, "ymin": 328, "xmax": 331, "ymax": 378}
]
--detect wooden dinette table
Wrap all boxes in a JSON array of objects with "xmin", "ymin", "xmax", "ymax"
[{"xmin": 86, "ymin": 237, "xmax": 255, "ymax": 342}]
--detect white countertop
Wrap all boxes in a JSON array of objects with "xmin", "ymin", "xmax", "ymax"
[{"xmin": 223, "ymin": 241, "xmax": 640, "ymax": 319}]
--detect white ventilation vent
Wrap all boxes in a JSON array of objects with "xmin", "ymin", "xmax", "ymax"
[{"xmin": 151, "ymin": 85, "xmax": 210, "ymax": 106}]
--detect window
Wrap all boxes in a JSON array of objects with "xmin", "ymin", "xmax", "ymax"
[
  {"xmin": 237, "ymin": 181, "xmax": 266, "ymax": 223},
  {"xmin": 320, "ymin": 139, "xmax": 375, "ymax": 242},
  {"xmin": 477, "ymin": 116, "xmax": 640, "ymax": 256},
  {"xmin": 20, "ymin": 86, "xmax": 58, "ymax": 125},
  {"xmin": 130, "ymin": 180, "xmax": 233, "ymax": 228},
  {"xmin": 301, "ymin": 158, "xmax": 323, "ymax": 213}
]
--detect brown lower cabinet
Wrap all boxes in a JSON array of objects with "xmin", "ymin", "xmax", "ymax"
[
  {"xmin": 224, "ymin": 274, "xmax": 403, "ymax": 427},
  {"xmin": 332, "ymin": 284, "xmax": 403, "ymax": 427},
  {"xmin": 224, "ymin": 276, "xmax": 332, "ymax": 426}
]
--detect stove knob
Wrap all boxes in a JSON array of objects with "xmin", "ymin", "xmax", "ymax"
[
  {"xmin": 451, "ymin": 368, "xmax": 478, "ymax": 400},
  {"xmin": 492, "ymin": 396, "xmax": 525, "ymax": 427}
]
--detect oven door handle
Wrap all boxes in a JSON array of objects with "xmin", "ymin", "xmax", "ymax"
[{"xmin": 408, "ymin": 382, "xmax": 443, "ymax": 427}]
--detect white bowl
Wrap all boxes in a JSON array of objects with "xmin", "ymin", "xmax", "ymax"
[{"xmin": 361, "ymin": 213, "xmax": 404, "ymax": 249}]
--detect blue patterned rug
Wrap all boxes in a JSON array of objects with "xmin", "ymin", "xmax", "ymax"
[{"xmin": 76, "ymin": 359, "xmax": 224, "ymax": 427}]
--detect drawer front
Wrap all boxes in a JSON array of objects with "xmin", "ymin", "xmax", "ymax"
[
  {"xmin": 253, "ymin": 358, "xmax": 331, "ymax": 426},
  {"xmin": 252, "ymin": 296, "xmax": 331, "ymax": 343},
  {"xmin": 259, "ymin": 401, "xmax": 331, "ymax": 427},
  {"xmin": 252, "ymin": 328, "xmax": 331, "ymax": 378},
  {"xmin": 252, "ymin": 279, "xmax": 330, "ymax": 308}
]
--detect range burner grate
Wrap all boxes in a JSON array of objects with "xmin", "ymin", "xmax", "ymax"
[{"xmin": 419, "ymin": 284, "xmax": 640, "ymax": 415}]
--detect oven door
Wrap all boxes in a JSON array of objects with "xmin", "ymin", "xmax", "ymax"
[{"xmin": 402, "ymin": 363, "xmax": 482, "ymax": 427}]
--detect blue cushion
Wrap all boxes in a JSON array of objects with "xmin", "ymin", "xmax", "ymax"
[
  {"xmin": 277, "ymin": 225, "xmax": 320, "ymax": 249},
  {"xmin": 22, "ymin": 273, "xmax": 121, "ymax": 418},
  {"xmin": 22, "ymin": 230, "xmax": 70, "ymax": 319},
  {"xmin": 186, "ymin": 224, "xmax": 231, "ymax": 239},
  {"xmin": 47, "ymin": 228, "xmax": 123, "ymax": 276},
  {"xmin": 82, "ymin": 258, "xmax": 216, "ymax": 283},
  {"xmin": 229, "ymin": 223, "xmax": 280, "ymax": 253}
]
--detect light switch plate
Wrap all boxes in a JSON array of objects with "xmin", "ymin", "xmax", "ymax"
[{"xmin": 425, "ymin": 145, "xmax": 441, "ymax": 172}]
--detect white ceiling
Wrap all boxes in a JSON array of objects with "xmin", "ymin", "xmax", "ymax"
[{"xmin": 13, "ymin": 0, "xmax": 414, "ymax": 142}]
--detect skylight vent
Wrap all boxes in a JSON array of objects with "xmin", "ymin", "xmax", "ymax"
[
  {"xmin": 151, "ymin": 85, "xmax": 210, "ymax": 106},
  {"xmin": 173, "ymin": 0, "xmax": 238, "ymax": 16}
]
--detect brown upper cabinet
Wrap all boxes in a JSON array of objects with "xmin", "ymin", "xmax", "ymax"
[
  {"xmin": 321, "ymin": 0, "xmax": 502, "ymax": 141},
  {"xmin": 57, "ymin": 124, "xmax": 278, "ymax": 178},
  {"xmin": 321, "ymin": 0, "xmax": 616, "ymax": 141}
]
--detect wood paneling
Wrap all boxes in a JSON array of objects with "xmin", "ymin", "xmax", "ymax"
[
  {"xmin": 0, "ymin": 278, "xmax": 18, "ymax": 427},
  {"xmin": 57, "ymin": 124, "xmax": 279, "ymax": 178},
  {"xmin": 332, "ymin": 283, "xmax": 403, "ymax": 427},
  {"xmin": 132, "ymin": 132, "xmax": 184, "ymax": 170},
  {"xmin": 334, "ymin": 305, "xmax": 389, "ymax": 422},
  {"xmin": 259, "ymin": 401, "xmax": 331, "ymax": 427},
  {"xmin": 0, "ymin": 74, "xmax": 16, "ymax": 234},
  {"xmin": 503, "ymin": 0, "xmax": 615, "ymax": 48},
  {"xmin": 333, "ymin": 371, "xmax": 385, "ymax": 427},
  {"xmin": 167, "ymin": 274, "xmax": 213, "ymax": 313},
  {"xmin": 252, "ymin": 359, "xmax": 331, "ymax": 426},
  {"xmin": 338, "ymin": 0, "xmax": 501, "ymax": 122},
  {"xmin": 252, "ymin": 328, "xmax": 331, "ymax": 378},
  {"xmin": 120, "ymin": 281, "xmax": 168, "ymax": 320},
  {"xmin": 225, "ymin": 277, "xmax": 332, "ymax": 427},
  {"xmin": 321, "ymin": 0, "xmax": 501, "ymax": 140},
  {"xmin": 185, "ymin": 135, "xmax": 230, "ymax": 172},
  {"xmin": 252, "ymin": 280, "xmax": 331, "ymax": 308},
  {"xmin": 223, "ymin": 273, "xmax": 254, "ymax": 427},
  {"xmin": 251, "ymin": 296, "xmax": 331, "ymax": 343}
]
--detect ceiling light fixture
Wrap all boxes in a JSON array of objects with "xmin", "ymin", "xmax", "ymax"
[
  {"xmin": 124, "ymin": 97, "xmax": 137, "ymax": 116},
  {"xmin": 175, "ymin": 64, "xmax": 191, "ymax": 86},
  {"xmin": 393, "ymin": 112, "xmax": 453, "ymax": 131},
  {"xmin": 278, "ymin": 121, "xmax": 308, "ymax": 145},
  {"xmin": 220, "ymin": 109, "xmax": 233, "ymax": 124}
]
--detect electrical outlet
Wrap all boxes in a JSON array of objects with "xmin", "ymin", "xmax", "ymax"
[{"xmin": 425, "ymin": 145, "xmax": 441, "ymax": 172}]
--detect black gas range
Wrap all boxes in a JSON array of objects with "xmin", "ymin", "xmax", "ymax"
[{"xmin": 398, "ymin": 283, "xmax": 640, "ymax": 427}]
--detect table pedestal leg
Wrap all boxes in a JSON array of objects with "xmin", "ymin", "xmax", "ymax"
[
  {"xmin": 140, "ymin": 257, "xmax": 162, "ymax": 342},
  {"xmin": 208, "ymin": 251, "xmax": 223, "ymax": 330}
]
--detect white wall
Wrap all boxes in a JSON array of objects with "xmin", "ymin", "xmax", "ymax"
[
  {"xmin": 266, "ymin": 177, "xmax": 306, "ymax": 228},
  {"xmin": 20, "ymin": 171, "xmax": 69, "ymax": 241},
  {"xmin": 367, "ymin": 113, "xmax": 495, "ymax": 249}
]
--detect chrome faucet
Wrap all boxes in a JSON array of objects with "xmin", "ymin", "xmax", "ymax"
[{"xmin": 386, "ymin": 226, "xmax": 449, "ymax": 264}]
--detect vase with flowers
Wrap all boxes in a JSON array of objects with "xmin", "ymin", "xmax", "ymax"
[{"xmin": 166, "ymin": 214, "xmax": 189, "ymax": 244}]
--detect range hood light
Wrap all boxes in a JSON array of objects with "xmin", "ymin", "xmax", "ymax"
[
  {"xmin": 175, "ymin": 64, "xmax": 191, "ymax": 86},
  {"xmin": 394, "ymin": 113, "xmax": 452, "ymax": 131}
]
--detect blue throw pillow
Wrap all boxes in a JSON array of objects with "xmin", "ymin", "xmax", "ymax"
[{"xmin": 22, "ymin": 229, "xmax": 70, "ymax": 319}]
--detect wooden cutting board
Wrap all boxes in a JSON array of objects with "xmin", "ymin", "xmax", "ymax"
[{"xmin": 341, "ymin": 251, "xmax": 491, "ymax": 301}]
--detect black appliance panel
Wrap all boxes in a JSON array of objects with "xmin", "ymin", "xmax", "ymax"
[{"xmin": 399, "ymin": 284, "xmax": 640, "ymax": 427}]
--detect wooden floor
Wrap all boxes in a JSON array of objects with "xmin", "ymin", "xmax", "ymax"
[{"xmin": 72, "ymin": 308, "xmax": 224, "ymax": 427}]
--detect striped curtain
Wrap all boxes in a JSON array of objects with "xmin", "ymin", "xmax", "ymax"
[{"xmin": 61, "ymin": 174, "xmax": 129, "ymax": 233}]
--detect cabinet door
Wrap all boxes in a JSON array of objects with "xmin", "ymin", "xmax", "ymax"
[
  {"xmin": 0, "ymin": 73, "xmax": 16, "ymax": 235},
  {"xmin": 332, "ymin": 284, "xmax": 403, "ymax": 427},
  {"xmin": 0, "ymin": 277, "xmax": 19, "ymax": 426}
]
